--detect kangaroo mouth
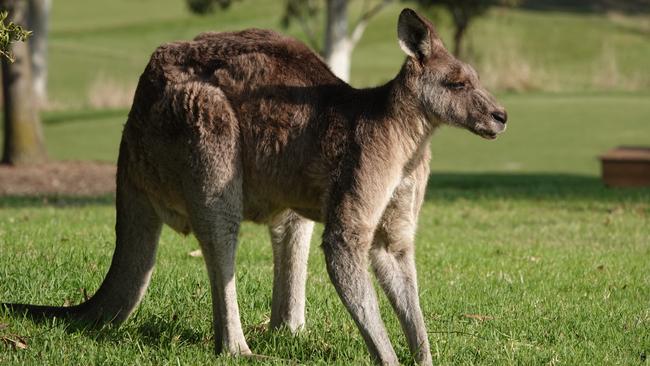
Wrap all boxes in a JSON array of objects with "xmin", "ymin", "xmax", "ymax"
[
  {"xmin": 479, "ymin": 131, "xmax": 498, "ymax": 140},
  {"xmin": 472, "ymin": 120, "xmax": 506, "ymax": 140},
  {"xmin": 472, "ymin": 126, "xmax": 501, "ymax": 140}
]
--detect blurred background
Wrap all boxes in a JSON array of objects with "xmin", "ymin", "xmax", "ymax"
[
  {"xmin": 1, "ymin": 0, "xmax": 649, "ymax": 180},
  {"xmin": 0, "ymin": 0, "xmax": 650, "ymax": 189}
]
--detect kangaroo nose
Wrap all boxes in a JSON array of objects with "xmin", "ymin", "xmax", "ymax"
[{"xmin": 491, "ymin": 110, "xmax": 507, "ymax": 124}]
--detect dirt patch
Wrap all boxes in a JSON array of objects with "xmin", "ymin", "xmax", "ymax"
[{"xmin": 0, "ymin": 161, "xmax": 116, "ymax": 197}]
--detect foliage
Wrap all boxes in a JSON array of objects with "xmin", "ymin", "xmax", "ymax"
[
  {"xmin": 412, "ymin": 0, "xmax": 520, "ymax": 56},
  {"xmin": 0, "ymin": 11, "xmax": 31, "ymax": 62},
  {"xmin": 520, "ymin": 0, "xmax": 650, "ymax": 13},
  {"xmin": 281, "ymin": 0, "xmax": 321, "ymax": 50},
  {"xmin": 182, "ymin": 0, "xmax": 519, "ymax": 72},
  {"xmin": 185, "ymin": 0, "xmax": 238, "ymax": 15},
  {"xmin": 281, "ymin": 0, "xmax": 320, "ymax": 29},
  {"xmin": 413, "ymin": 0, "xmax": 520, "ymax": 20}
]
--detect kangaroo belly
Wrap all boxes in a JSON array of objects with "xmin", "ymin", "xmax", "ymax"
[{"xmin": 241, "ymin": 171, "xmax": 326, "ymax": 224}]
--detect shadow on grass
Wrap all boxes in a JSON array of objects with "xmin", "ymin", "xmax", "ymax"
[
  {"xmin": 133, "ymin": 316, "xmax": 207, "ymax": 347},
  {"xmin": 0, "ymin": 306, "xmax": 207, "ymax": 348},
  {"xmin": 0, "ymin": 194, "xmax": 115, "ymax": 208},
  {"xmin": 1, "ymin": 173, "xmax": 648, "ymax": 208},
  {"xmin": 425, "ymin": 172, "xmax": 650, "ymax": 202},
  {"xmin": 43, "ymin": 108, "xmax": 127, "ymax": 125},
  {"xmin": 0, "ymin": 306, "xmax": 331, "ymax": 364}
]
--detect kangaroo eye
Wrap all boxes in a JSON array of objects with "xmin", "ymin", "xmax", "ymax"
[{"xmin": 445, "ymin": 81, "xmax": 466, "ymax": 90}]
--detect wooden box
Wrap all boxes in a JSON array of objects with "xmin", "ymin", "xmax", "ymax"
[{"xmin": 599, "ymin": 146, "xmax": 650, "ymax": 187}]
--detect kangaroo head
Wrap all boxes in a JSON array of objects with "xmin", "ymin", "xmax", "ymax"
[{"xmin": 397, "ymin": 9, "xmax": 507, "ymax": 140}]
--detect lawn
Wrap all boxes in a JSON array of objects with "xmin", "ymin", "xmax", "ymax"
[
  {"xmin": 0, "ymin": 174, "xmax": 648, "ymax": 365},
  {"xmin": 1, "ymin": 0, "xmax": 650, "ymax": 364},
  {"xmin": 1, "ymin": 93, "xmax": 649, "ymax": 364}
]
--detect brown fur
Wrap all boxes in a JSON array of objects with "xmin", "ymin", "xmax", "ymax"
[{"xmin": 2, "ymin": 9, "xmax": 507, "ymax": 365}]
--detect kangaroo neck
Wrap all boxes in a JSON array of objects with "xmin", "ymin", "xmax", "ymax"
[{"xmin": 335, "ymin": 72, "xmax": 433, "ymax": 165}]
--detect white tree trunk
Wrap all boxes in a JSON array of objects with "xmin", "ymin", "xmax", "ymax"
[
  {"xmin": 27, "ymin": 0, "xmax": 51, "ymax": 107},
  {"xmin": 324, "ymin": 0, "xmax": 352, "ymax": 82}
]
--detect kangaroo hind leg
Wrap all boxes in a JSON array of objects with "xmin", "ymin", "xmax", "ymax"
[
  {"xmin": 186, "ymin": 163, "xmax": 251, "ymax": 355},
  {"xmin": 191, "ymin": 194, "xmax": 249, "ymax": 356},
  {"xmin": 178, "ymin": 81, "xmax": 250, "ymax": 355}
]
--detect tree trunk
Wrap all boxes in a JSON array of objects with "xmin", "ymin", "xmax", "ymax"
[
  {"xmin": 452, "ymin": 22, "xmax": 467, "ymax": 58},
  {"xmin": 27, "ymin": 0, "xmax": 51, "ymax": 107},
  {"xmin": 450, "ymin": 6, "xmax": 469, "ymax": 58},
  {"xmin": 323, "ymin": 0, "xmax": 352, "ymax": 82},
  {"xmin": 1, "ymin": 0, "xmax": 47, "ymax": 165}
]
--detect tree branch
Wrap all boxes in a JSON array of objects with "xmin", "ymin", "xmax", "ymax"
[{"xmin": 349, "ymin": 0, "xmax": 393, "ymax": 47}]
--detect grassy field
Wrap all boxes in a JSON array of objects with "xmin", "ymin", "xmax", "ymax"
[
  {"xmin": 1, "ymin": 0, "xmax": 650, "ymax": 364},
  {"xmin": 1, "ymin": 162, "xmax": 649, "ymax": 365},
  {"xmin": 46, "ymin": 0, "xmax": 650, "ymax": 108}
]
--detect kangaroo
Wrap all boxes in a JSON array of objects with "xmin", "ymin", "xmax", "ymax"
[{"xmin": 2, "ymin": 9, "xmax": 507, "ymax": 365}]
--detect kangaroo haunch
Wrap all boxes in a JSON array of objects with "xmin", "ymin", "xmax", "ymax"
[{"xmin": 3, "ymin": 8, "xmax": 507, "ymax": 365}]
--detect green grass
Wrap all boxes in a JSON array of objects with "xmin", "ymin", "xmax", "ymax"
[{"xmin": 1, "ymin": 173, "xmax": 648, "ymax": 365}]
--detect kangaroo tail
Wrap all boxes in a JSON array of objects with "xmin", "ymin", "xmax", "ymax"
[{"xmin": 2, "ymin": 140, "xmax": 163, "ymax": 327}]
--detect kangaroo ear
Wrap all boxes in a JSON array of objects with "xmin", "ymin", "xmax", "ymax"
[{"xmin": 397, "ymin": 8, "xmax": 432, "ymax": 60}]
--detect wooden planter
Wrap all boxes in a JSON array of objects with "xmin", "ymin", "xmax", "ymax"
[{"xmin": 599, "ymin": 146, "xmax": 650, "ymax": 187}]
